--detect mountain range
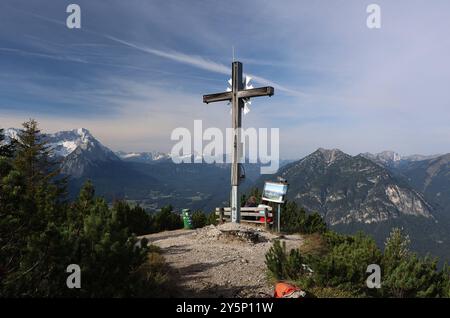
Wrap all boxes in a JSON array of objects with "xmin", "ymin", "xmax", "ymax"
[
  {"xmin": 276, "ymin": 148, "xmax": 433, "ymax": 225},
  {"xmin": 360, "ymin": 150, "xmax": 442, "ymax": 169},
  {"xmin": 4, "ymin": 128, "xmax": 450, "ymax": 262},
  {"xmin": 4, "ymin": 128, "xmax": 251, "ymax": 212},
  {"xmin": 259, "ymin": 148, "xmax": 450, "ymax": 262}
]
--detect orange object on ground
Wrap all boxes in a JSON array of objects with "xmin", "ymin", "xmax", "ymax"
[{"xmin": 274, "ymin": 282, "xmax": 305, "ymax": 298}]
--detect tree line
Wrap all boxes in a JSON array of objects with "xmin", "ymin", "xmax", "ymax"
[{"xmin": 0, "ymin": 120, "xmax": 179, "ymax": 297}]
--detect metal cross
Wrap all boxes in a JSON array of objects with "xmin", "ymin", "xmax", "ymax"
[{"xmin": 203, "ymin": 61, "xmax": 274, "ymax": 223}]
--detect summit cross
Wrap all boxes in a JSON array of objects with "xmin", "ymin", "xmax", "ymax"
[{"xmin": 203, "ymin": 61, "xmax": 274, "ymax": 223}]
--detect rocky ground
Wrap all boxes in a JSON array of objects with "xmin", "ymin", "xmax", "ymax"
[{"xmin": 141, "ymin": 223, "xmax": 304, "ymax": 298}]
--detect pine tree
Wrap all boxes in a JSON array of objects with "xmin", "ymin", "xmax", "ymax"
[
  {"xmin": 191, "ymin": 211, "xmax": 207, "ymax": 229},
  {"xmin": 265, "ymin": 240, "xmax": 288, "ymax": 280},
  {"xmin": 112, "ymin": 200, "xmax": 152, "ymax": 236},
  {"xmin": 0, "ymin": 128, "xmax": 15, "ymax": 158},
  {"xmin": 1, "ymin": 121, "xmax": 158, "ymax": 297},
  {"xmin": 281, "ymin": 201, "xmax": 327, "ymax": 234},
  {"xmin": 67, "ymin": 182, "xmax": 149, "ymax": 297},
  {"xmin": 382, "ymin": 228, "xmax": 411, "ymax": 276},
  {"xmin": 441, "ymin": 265, "xmax": 450, "ymax": 297},
  {"xmin": 0, "ymin": 130, "xmax": 30, "ymax": 293},
  {"xmin": 0, "ymin": 120, "xmax": 69, "ymax": 296},
  {"xmin": 382, "ymin": 254, "xmax": 441, "ymax": 298},
  {"xmin": 309, "ymin": 232, "xmax": 382, "ymax": 293},
  {"xmin": 0, "ymin": 148, "xmax": 22, "ymax": 290},
  {"xmin": 13, "ymin": 120, "xmax": 58, "ymax": 194},
  {"xmin": 381, "ymin": 228, "xmax": 443, "ymax": 298},
  {"xmin": 265, "ymin": 240, "xmax": 307, "ymax": 281},
  {"xmin": 154, "ymin": 205, "xmax": 183, "ymax": 231}
]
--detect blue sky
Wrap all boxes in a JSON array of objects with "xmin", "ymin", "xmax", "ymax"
[{"xmin": 1, "ymin": 0, "xmax": 449, "ymax": 158}]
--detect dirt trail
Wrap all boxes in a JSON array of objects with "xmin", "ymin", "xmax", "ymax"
[{"xmin": 141, "ymin": 223, "xmax": 304, "ymax": 298}]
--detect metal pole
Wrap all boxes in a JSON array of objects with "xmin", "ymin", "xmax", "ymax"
[
  {"xmin": 231, "ymin": 61, "xmax": 243, "ymax": 223},
  {"xmin": 277, "ymin": 204, "xmax": 281, "ymax": 233}
]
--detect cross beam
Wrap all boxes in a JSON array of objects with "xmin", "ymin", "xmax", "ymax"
[
  {"xmin": 203, "ymin": 87, "xmax": 274, "ymax": 104},
  {"xmin": 203, "ymin": 61, "xmax": 274, "ymax": 223}
]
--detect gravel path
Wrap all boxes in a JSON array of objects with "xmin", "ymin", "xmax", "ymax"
[{"xmin": 141, "ymin": 223, "xmax": 304, "ymax": 298}]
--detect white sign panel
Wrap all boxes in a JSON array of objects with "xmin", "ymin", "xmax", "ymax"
[{"xmin": 262, "ymin": 182, "xmax": 288, "ymax": 203}]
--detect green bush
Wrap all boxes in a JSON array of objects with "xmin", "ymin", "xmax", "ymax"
[
  {"xmin": 382, "ymin": 254, "xmax": 441, "ymax": 298},
  {"xmin": 441, "ymin": 265, "xmax": 450, "ymax": 298},
  {"xmin": 153, "ymin": 205, "xmax": 183, "ymax": 232},
  {"xmin": 382, "ymin": 228, "xmax": 411, "ymax": 275},
  {"xmin": 304, "ymin": 212, "xmax": 328, "ymax": 234},
  {"xmin": 265, "ymin": 226, "xmax": 450, "ymax": 298},
  {"xmin": 323, "ymin": 231, "xmax": 356, "ymax": 247},
  {"xmin": 265, "ymin": 240, "xmax": 307, "ymax": 281},
  {"xmin": 206, "ymin": 211, "xmax": 218, "ymax": 226},
  {"xmin": 191, "ymin": 211, "xmax": 207, "ymax": 229},
  {"xmin": 281, "ymin": 201, "xmax": 327, "ymax": 234},
  {"xmin": 113, "ymin": 201, "xmax": 152, "ymax": 236},
  {"xmin": 307, "ymin": 232, "xmax": 382, "ymax": 294},
  {"xmin": 381, "ymin": 228, "xmax": 447, "ymax": 298}
]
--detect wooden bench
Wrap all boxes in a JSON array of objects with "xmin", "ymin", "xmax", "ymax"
[{"xmin": 215, "ymin": 206, "xmax": 273, "ymax": 229}]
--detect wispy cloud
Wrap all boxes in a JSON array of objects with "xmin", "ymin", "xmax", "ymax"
[
  {"xmin": 0, "ymin": 47, "xmax": 88, "ymax": 63},
  {"xmin": 104, "ymin": 35, "xmax": 229, "ymax": 74},
  {"xmin": 104, "ymin": 35, "xmax": 304, "ymax": 96},
  {"xmin": 1, "ymin": 0, "xmax": 450, "ymax": 158},
  {"xmin": 2, "ymin": 1, "xmax": 304, "ymax": 96}
]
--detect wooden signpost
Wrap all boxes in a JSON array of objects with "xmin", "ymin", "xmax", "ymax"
[{"xmin": 203, "ymin": 61, "xmax": 274, "ymax": 223}]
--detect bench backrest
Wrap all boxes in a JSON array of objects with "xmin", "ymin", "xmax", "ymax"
[{"xmin": 215, "ymin": 206, "xmax": 273, "ymax": 227}]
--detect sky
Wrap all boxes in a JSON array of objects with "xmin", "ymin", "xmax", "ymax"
[{"xmin": 1, "ymin": 0, "xmax": 449, "ymax": 159}]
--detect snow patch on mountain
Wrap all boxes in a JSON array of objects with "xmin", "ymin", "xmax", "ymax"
[
  {"xmin": 4, "ymin": 128, "xmax": 19, "ymax": 141},
  {"xmin": 116, "ymin": 151, "xmax": 171, "ymax": 163},
  {"xmin": 361, "ymin": 151, "xmax": 442, "ymax": 168},
  {"xmin": 4, "ymin": 127, "xmax": 111, "ymax": 159},
  {"xmin": 4, "ymin": 127, "xmax": 119, "ymax": 177}
]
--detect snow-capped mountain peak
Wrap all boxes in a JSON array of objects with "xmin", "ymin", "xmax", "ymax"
[
  {"xmin": 378, "ymin": 150, "xmax": 402, "ymax": 162},
  {"xmin": 360, "ymin": 151, "xmax": 443, "ymax": 168},
  {"xmin": 45, "ymin": 128, "xmax": 101, "ymax": 158},
  {"xmin": 4, "ymin": 127, "xmax": 119, "ymax": 177},
  {"xmin": 4, "ymin": 127, "xmax": 101, "ymax": 158},
  {"xmin": 359, "ymin": 151, "xmax": 401, "ymax": 168}
]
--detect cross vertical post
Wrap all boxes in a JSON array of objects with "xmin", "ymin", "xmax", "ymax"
[
  {"xmin": 203, "ymin": 61, "xmax": 274, "ymax": 224},
  {"xmin": 231, "ymin": 61, "xmax": 244, "ymax": 223}
]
